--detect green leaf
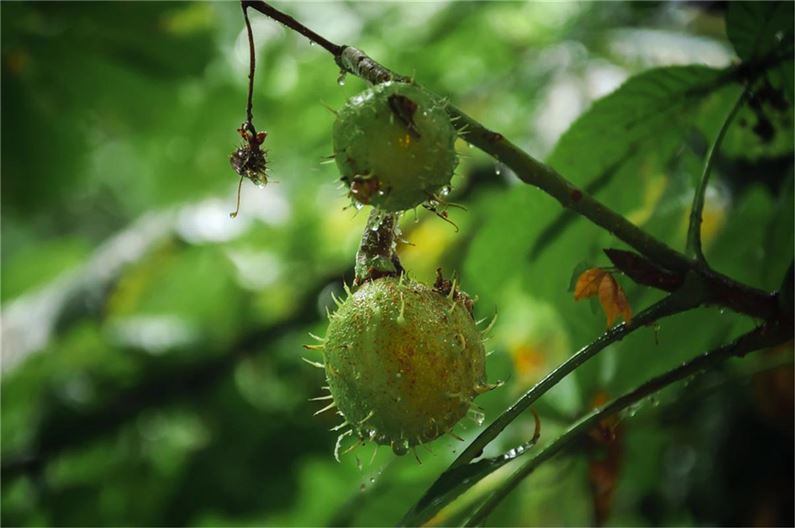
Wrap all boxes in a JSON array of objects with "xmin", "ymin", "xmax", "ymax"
[
  {"xmin": 547, "ymin": 65, "xmax": 723, "ymax": 185},
  {"xmin": 726, "ymin": 1, "xmax": 794, "ymax": 61}
]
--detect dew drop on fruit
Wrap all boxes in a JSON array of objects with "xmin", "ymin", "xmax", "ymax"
[
  {"xmin": 468, "ymin": 407, "xmax": 485, "ymax": 426},
  {"xmin": 337, "ymin": 72, "xmax": 347, "ymax": 86}
]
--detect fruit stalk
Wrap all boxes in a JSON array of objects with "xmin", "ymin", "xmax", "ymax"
[{"xmin": 354, "ymin": 210, "xmax": 403, "ymax": 284}]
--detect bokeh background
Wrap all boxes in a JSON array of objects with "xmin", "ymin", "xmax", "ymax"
[{"xmin": 2, "ymin": 2, "xmax": 793, "ymax": 526}]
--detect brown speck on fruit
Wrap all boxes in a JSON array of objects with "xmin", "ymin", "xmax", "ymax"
[
  {"xmin": 349, "ymin": 175, "xmax": 382, "ymax": 204},
  {"xmin": 433, "ymin": 268, "xmax": 475, "ymax": 316},
  {"xmin": 388, "ymin": 94, "xmax": 421, "ymax": 138}
]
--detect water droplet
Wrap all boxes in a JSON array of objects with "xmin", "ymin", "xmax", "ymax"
[
  {"xmin": 495, "ymin": 165, "xmax": 501, "ymax": 176},
  {"xmin": 337, "ymin": 71, "xmax": 347, "ymax": 86},
  {"xmin": 369, "ymin": 477, "xmax": 376, "ymax": 484},
  {"xmin": 309, "ymin": 41, "xmax": 315, "ymax": 46},
  {"xmin": 396, "ymin": 372, "xmax": 402, "ymax": 378},
  {"xmin": 467, "ymin": 143, "xmax": 473, "ymax": 148},
  {"xmin": 353, "ymin": 202, "xmax": 364, "ymax": 210},
  {"xmin": 468, "ymin": 407, "xmax": 485, "ymax": 426},
  {"xmin": 391, "ymin": 439, "xmax": 410, "ymax": 456},
  {"xmin": 440, "ymin": 186, "xmax": 451, "ymax": 196},
  {"xmin": 360, "ymin": 483, "xmax": 366, "ymax": 492}
]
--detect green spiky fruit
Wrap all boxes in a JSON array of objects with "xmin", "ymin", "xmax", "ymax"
[
  {"xmin": 333, "ymin": 81, "xmax": 458, "ymax": 212},
  {"xmin": 321, "ymin": 276, "xmax": 489, "ymax": 457}
]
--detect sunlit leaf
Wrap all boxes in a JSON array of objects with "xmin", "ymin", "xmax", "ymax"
[{"xmin": 547, "ymin": 65, "xmax": 723, "ymax": 187}]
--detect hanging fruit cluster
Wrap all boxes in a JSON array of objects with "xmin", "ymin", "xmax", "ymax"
[{"xmin": 306, "ymin": 80, "xmax": 496, "ymax": 459}]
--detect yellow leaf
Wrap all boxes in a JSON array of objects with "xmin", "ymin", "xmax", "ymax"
[
  {"xmin": 574, "ymin": 268, "xmax": 609, "ymax": 300},
  {"xmin": 597, "ymin": 273, "xmax": 632, "ymax": 327}
]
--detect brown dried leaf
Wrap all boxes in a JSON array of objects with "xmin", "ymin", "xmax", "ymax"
[
  {"xmin": 574, "ymin": 268, "xmax": 609, "ymax": 301},
  {"xmin": 597, "ymin": 273, "xmax": 632, "ymax": 327},
  {"xmin": 587, "ymin": 390, "xmax": 624, "ymax": 526}
]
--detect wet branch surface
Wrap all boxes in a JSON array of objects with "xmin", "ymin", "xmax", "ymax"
[{"xmin": 464, "ymin": 320, "xmax": 793, "ymax": 526}]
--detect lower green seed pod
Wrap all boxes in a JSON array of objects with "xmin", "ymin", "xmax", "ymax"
[
  {"xmin": 333, "ymin": 81, "xmax": 458, "ymax": 212},
  {"xmin": 320, "ymin": 276, "xmax": 490, "ymax": 457}
]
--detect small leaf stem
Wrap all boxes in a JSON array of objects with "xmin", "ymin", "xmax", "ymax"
[{"xmin": 686, "ymin": 84, "xmax": 750, "ymax": 263}]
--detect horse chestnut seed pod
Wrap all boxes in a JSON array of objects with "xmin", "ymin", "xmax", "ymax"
[
  {"xmin": 333, "ymin": 81, "xmax": 458, "ymax": 212},
  {"xmin": 313, "ymin": 275, "xmax": 493, "ymax": 458}
]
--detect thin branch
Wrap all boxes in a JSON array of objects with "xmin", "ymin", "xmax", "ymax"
[
  {"xmin": 243, "ymin": 0, "xmax": 780, "ymax": 321},
  {"xmin": 445, "ymin": 106, "xmax": 692, "ymax": 274},
  {"xmin": 450, "ymin": 290, "xmax": 703, "ymax": 468},
  {"xmin": 686, "ymin": 85, "xmax": 749, "ymax": 263},
  {"xmin": 529, "ymin": 149, "xmax": 634, "ymax": 261},
  {"xmin": 242, "ymin": 2, "xmax": 256, "ymax": 127},
  {"xmin": 464, "ymin": 320, "xmax": 792, "ymax": 527},
  {"xmin": 398, "ymin": 288, "xmax": 704, "ymax": 526},
  {"xmin": 243, "ymin": 0, "xmax": 342, "ymax": 56}
]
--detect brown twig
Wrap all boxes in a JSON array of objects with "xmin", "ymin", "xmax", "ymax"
[
  {"xmin": 243, "ymin": 0, "xmax": 342, "ymax": 56},
  {"xmin": 242, "ymin": 2, "xmax": 256, "ymax": 130}
]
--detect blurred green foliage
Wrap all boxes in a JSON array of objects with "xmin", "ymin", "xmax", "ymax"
[{"xmin": 1, "ymin": 2, "xmax": 792, "ymax": 526}]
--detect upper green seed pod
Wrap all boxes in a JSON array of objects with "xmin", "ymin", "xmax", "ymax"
[
  {"xmin": 333, "ymin": 82, "xmax": 458, "ymax": 212},
  {"xmin": 322, "ymin": 276, "xmax": 490, "ymax": 456}
]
